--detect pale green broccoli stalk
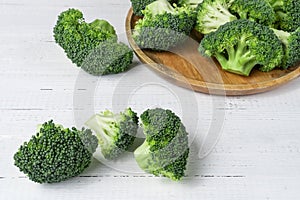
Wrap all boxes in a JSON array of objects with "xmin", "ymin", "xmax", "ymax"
[
  {"xmin": 134, "ymin": 108, "xmax": 189, "ymax": 181},
  {"xmin": 178, "ymin": 0, "xmax": 203, "ymax": 8},
  {"xmin": 85, "ymin": 108, "xmax": 138, "ymax": 160},
  {"xmin": 272, "ymin": 28, "xmax": 300, "ymax": 69},
  {"xmin": 195, "ymin": 0, "xmax": 237, "ymax": 34}
]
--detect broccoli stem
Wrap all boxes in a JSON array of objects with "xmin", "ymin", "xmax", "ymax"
[
  {"xmin": 183, "ymin": 0, "xmax": 203, "ymax": 8},
  {"xmin": 272, "ymin": 28, "xmax": 290, "ymax": 46},
  {"xmin": 215, "ymin": 35, "xmax": 257, "ymax": 76},
  {"xmin": 202, "ymin": 3, "xmax": 237, "ymax": 33},
  {"xmin": 146, "ymin": 0, "xmax": 175, "ymax": 15},
  {"xmin": 213, "ymin": 2, "xmax": 234, "ymax": 19},
  {"xmin": 239, "ymin": 12, "xmax": 248, "ymax": 20},
  {"xmin": 85, "ymin": 114, "xmax": 117, "ymax": 146},
  {"xmin": 276, "ymin": 11, "xmax": 288, "ymax": 22},
  {"xmin": 134, "ymin": 141, "xmax": 155, "ymax": 171},
  {"xmin": 270, "ymin": 0, "xmax": 284, "ymax": 10}
]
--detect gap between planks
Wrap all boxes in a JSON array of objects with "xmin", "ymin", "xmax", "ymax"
[{"xmin": 0, "ymin": 175, "xmax": 246, "ymax": 179}]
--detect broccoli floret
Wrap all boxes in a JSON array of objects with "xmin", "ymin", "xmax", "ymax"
[
  {"xmin": 229, "ymin": 0, "xmax": 276, "ymax": 26},
  {"xmin": 272, "ymin": 28, "xmax": 300, "ymax": 69},
  {"xmin": 53, "ymin": 8, "xmax": 117, "ymax": 67},
  {"xmin": 178, "ymin": 0, "xmax": 203, "ymax": 8},
  {"xmin": 195, "ymin": 0, "xmax": 237, "ymax": 34},
  {"xmin": 85, "ymin": 108, "xmax": 138, "ymax": 160},
  {"xmin": 132, "ymin": 0, "xmax": 195, "ymax": 51},
  {"xmin": 13, "ymin": 120, "xmax": 98, "ymax": 183},
  {"xmin": 80, "ymin": 40, "xmax": 133, "ymax": 76},
  {"xmin": 134, "ymin": 108, "xmax": 189, "ymax": 181},
  {"xmin": 199, "ymin": 19, "xmax": 284, "ymax": 76},
  {"xmin": 268, "ymin": 0, "xmax": 300, "ymax": 32}
]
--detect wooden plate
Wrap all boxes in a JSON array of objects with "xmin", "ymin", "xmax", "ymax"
[{"xmin": 125, "ymin": 8, "xmax": 300, "ymax": 96}]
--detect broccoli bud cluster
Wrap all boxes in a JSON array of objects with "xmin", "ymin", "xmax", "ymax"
[
  {"xmin": 53, "ymin": 9, "xmax": 133, "ymax": 76},
  {"xmin": 14, "ymin": 120, "xmax": 98, "ymax": 183}
]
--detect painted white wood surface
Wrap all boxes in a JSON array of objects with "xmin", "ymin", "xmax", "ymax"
[{"xmin": 1, "ymin": 0, "xmax": 300, "ymax": 199}]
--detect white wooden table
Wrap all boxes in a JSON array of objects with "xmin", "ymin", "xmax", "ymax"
[{"xmin": 1, "ymin": 0, "xmax": 300, "ymax": 199}]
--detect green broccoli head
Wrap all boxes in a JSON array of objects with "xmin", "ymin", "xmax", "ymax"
[
  {"xmin": 229, "ymin": 0, "xmax": 276, "ymax": 26},
  {"xmin": 131, "ymin": 0, "xmax": 178, "ymax": 16},
  {"xmin": 132, "ymin": 0, "xmax": 196, "ymax": 51},
  {"xmin": 80, "ymin": 40, "xmax": 133, "ymax": 76},
  {"xmin": 13, "ymin": 120, "xmax": 98, "ymax": 184},
  {"xmin": 85, "ymin": 108, "xmax": 138, "ymax": 160},
  {"xmin": 53, "ymin": 8, "xmax": 117, "ymax": 67},
  {"xmin": 195, "ymin": 0, "xmax": 237, "ymax": 34},
  {"xmin": 268, "ymin": 0, "xmax": 300, "ymax": 32},
  {"xmin": 199, "ymin": 19, "xmax": 284, "ymax": 76},
  {"xmin": 272, "ymin": 28, "xmax": 300, "ymax": 69},
  {"xmin": 134, "ymin": 108, "xmax": 189, "ymax": 181}
]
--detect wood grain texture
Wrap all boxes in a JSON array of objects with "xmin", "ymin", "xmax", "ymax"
[
  {"xmin": 125, "ymin": 8, "xmax": 300, "ymax": 96},
  {"xmin": 1, "ymin": 1, "xmax": 300, "ymax": 200}
]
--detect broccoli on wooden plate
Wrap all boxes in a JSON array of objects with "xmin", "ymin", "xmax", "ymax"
[
  {"xmin": 272, "ymin": 28, "xmax": 300, "ymax": 69},
  {"xmin": 199, "ymin": 19, "xmax": 284, "ymax": 76},
  {"xmin": 132, "ymin": 0, "xmax": 196, "ymax": 51},
  {"xmin": 268, "ymin": 0, "xmax": 300, "ymax": 32},
  {"xmin": 195, "ymin": 0, "xmax": 276, "ymax": 34},
  {"xmin": 229, "ymin": 0, "xmax": 276, "ymax": 26}
]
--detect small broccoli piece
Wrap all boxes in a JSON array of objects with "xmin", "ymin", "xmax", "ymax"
[
  {"xmin": 132, "ymin": 0, "xmax": 195, "ymax": 51},
  {"xmin": 199, "ymin": 19, "xmax": 284, "ymax": 76},
  {"xmin": 80, "ymin": 40, "xmax": 133, "ymax": 76},
  {"xmin": 53, "ymin": 8, "xmax": 117, "ymax": 67},
  {"xmin": 178, "ymin": 0, "xmax": 203, "ymax": 8},
  {"xmin": 131, "ymin": 0, "xmax": 178, "ymax": 16},
  {"xmin": 272, "ymin": 28, "xmax": 300, "ymax": 69},
  {"xmin": 134, "ymin": 108, "xmax": 189, "ymax": 181},
  {"xmin": 13, "ymin": 120, "xmax": 98, "ymax": 184},
  {"xmin": 85, "ymin": 108, "xmax": 138, "ymax": 160},
  {"xmin": 229, "ymin": 0, "xmax": 276, "ymax": 26},
  {"xmin": 195, "ymin": 0, "xmax": 237, "ymax": 34},
  {"xmin": 268, "ymin": 0, "xmax": 300, "ymax": 32}
]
